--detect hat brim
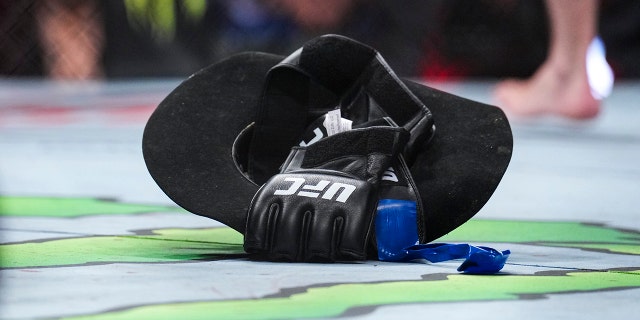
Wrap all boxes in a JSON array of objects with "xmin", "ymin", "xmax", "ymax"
[{"xmin": 143, "ymin": 52, "xmax": 512, "ymax": 242}]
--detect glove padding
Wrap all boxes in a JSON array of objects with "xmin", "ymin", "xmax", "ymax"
[{"xmin": 244, "ymin": 126, "xmax": 408, "ymax": 261}]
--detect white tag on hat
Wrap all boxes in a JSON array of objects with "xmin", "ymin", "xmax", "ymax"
[{"xmin": 323, "ymin": 109, "xmax": 352, "ymax": 136}]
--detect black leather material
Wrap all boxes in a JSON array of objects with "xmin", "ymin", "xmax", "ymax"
[
  {"xmin": 244, "ymin": 127, "xmax": 408, "ymax": 261},
  {"xmin": 247, "ymin": 35, "xmax": 434, "ymax": 186},
  {"xmin": 142, "ymin": 34, "xmax": 513, "ymax": 245}
]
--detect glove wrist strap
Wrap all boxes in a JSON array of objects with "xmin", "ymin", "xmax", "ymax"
[{"xmin": 248, "ymin": 35, "xmax": 433, "ymax": 184}]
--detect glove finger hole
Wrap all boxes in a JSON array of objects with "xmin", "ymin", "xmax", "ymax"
[
  {"xmin": 331, "ymin": 216, "xmax": 344, "ymax": 259},
  {"xmin": 266, "ymin": 202, "xmax": 280, "ymax": 252},
  {"xmin": 299, "ymin": 210, "xmax": 313, "ymax": 261},
  {"xmin": 305, "ymin": 211, "xmax": 339, "ymax": 262},
  {"xmin": 270, "ymin": 202, "xmax": 305, "ymax": 261}
]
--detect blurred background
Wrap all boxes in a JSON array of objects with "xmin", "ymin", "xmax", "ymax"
[{"xmin": 1, "ymin": 0, "xmax": 639, "ymax": 81}]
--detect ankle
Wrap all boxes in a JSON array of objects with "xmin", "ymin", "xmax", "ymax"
[{"xmin": 544, "ymin": 54, "xmax": 588, "ymax": 80}]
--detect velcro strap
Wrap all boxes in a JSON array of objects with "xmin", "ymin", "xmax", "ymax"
[
  {"xmin": 248, "ymin": 35, "xmax": 433, "ymax": 185},
  {"xmin": 300, "ymin": 127, "xmax": 408, "ymax": 168},
  {"xmin": 297, "ymin": 35, "xmax": 432, "ymax": 131},
  {"xmin": 280, "ymin": 126, "xmax": 408, "ymax": 183}
]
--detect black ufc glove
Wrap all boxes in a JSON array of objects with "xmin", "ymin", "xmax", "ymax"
[{"xmin": 244, "ymin": 126, "xmax": 408, "ymax": 261}]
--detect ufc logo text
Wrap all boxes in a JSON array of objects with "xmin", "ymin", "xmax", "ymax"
[{"xmin": 273, "ymin": 177, "xmax": 356, "ymax": 203}]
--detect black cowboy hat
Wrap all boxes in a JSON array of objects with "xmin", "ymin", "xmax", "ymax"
[{"xmin": 143, "ymin": 35, "xmax": 512, "ymax": 242}]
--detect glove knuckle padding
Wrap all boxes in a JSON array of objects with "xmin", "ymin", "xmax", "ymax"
[
  {"xmin": 244, "ymin": 127, "xmax": 407, "ymax": 262},
  {"xmin": 245, "ymin": 172, "xmax": 375, "ymax": 261},
  {"xmin": 244, "ymin": 193, "xmax": 280, "ymax": 252}
]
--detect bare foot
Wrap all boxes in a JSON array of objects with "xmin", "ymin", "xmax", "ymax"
[{"xmin": 494, "ymin": 62, "xmax": 601, "ymax": 120}]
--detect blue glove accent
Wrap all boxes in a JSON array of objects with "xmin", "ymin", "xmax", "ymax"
[
  {"xmin": 376, "ymin": 199, "xmax": 510, "ymax": 274},
  {"xmin": 375, "ymin": 199, "xmax": 419, "ymax": 261},
  {"xmin": 405, "ymin": 243, "xmax": 510, "ymax": 274}
]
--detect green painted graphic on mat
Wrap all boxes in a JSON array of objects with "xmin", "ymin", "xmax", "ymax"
[
  {"xmin": 2, "ymin": 196, "xmax": 640, "ymax": 320},
  {"xmin": 64, "ymin": 269, "xmax": 640, "ymax": 320},
  {"xmin": 441, "ymin": 220, "xmax": 640, "ymax": 247},
  {"xmin": 1, "ymin": 196, "xmax": 639, "ymax": 269},
  {"xmin": 1, "ymin": 222, "xmax": 639, "ymax": 269},
  {"xmin": 1, "ymin": 228, "xmax": 244, "ymax": 268},
  {"xmin": 0, "ymin": 196, "xmax": 181, "ymax": 217}
]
